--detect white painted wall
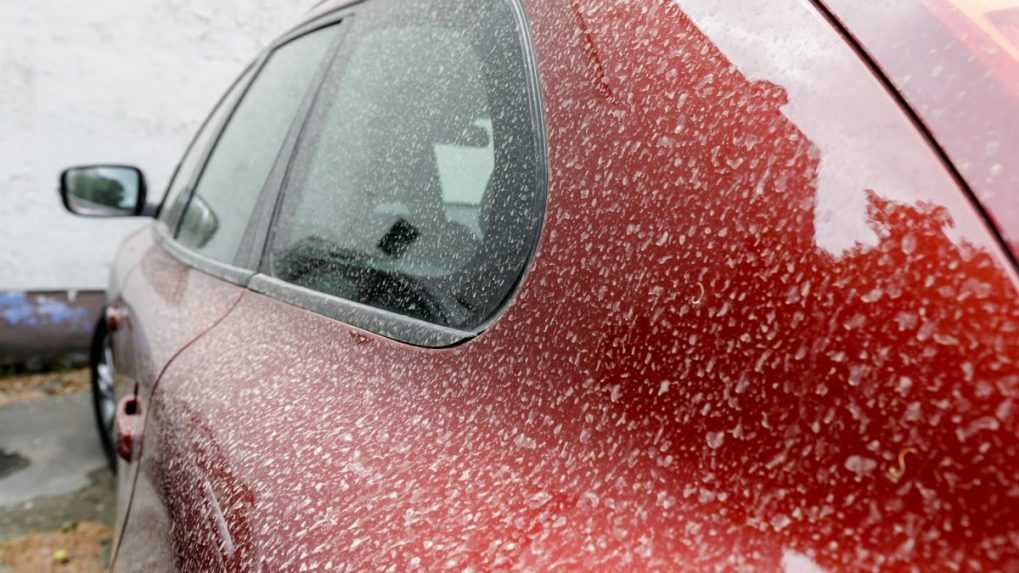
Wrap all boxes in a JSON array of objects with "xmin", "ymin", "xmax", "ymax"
[{"xmin": 0, "ymin": 0, "xmax": 312, "ymax": 291}]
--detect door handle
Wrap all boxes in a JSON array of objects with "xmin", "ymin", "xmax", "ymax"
[
  {"xmin": 106, "ymin": 304, "xmax": 130, "ymax": 332},
  {"xmin": 116, "ymin": 395, "xmax": 144, "ymax": 462}
]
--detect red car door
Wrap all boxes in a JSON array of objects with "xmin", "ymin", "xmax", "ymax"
[
  {"xmin": 120, "ymin": 0, "xmax": 1019, "ymax": 570},
  {"xmin": 107, "ymin": 227, "xmax": 247, "ymax": 557},
  {"xmin": 104, "ymin": 61, "xmax": 259, "ymax": 554},
  {"xmin": 112, "ymin": 17, "xmax": 345, "ymax": 571}
]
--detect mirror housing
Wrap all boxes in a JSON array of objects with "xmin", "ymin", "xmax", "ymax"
[
  {"xmin": 59, "ymin": 165, "xmax": 148, "ymax": 217},
  {"xmin": 176, "ymin": 195, "xmax": 219, "ymax": 248}
]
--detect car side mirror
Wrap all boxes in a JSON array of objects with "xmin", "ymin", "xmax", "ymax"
[
  {"xmin": 60, "ymin": 165, "xmax": 148, "ymax": 217},
  {"xmin": 176, "ymin": 195, "xmax": 219, "ymax": 248}
]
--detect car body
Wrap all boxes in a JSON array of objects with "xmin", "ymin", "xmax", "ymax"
[{"xmin": 60, "ymin": 0, "xmax": 1018, "ymax": 570}]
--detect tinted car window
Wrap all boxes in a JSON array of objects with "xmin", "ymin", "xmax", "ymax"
[
  {"xmin": 177, "ymin": 25, "xmax": 339, "ymax": 264},
  {"xmin": 268, "ymin": 0, "xmax": 544, "ymax": 331},
  {"xmin": 158, "ymin": 66, "xmax": 254, "ymax": 232}
]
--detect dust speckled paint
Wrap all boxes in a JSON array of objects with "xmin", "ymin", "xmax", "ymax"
[{"xmin": 107, "ymin": 0, "xmax": 1018, "ymax": 570}]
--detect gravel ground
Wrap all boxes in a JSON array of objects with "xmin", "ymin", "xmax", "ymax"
[
  {"xmin": 0, "ymin": 370, "xmax": 114, "ymax": 572},
  {"xmin": 0, "ymin": 521, "xmax": 112, "ymax": 573},
  {"xmin": 0, "ymin": 369, "xmax": 90, "ymax": 408}
]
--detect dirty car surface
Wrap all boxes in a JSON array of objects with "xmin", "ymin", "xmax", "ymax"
[{"xmin": 71, "ymin": 0, "xmax": 1019, "ymax": 570}]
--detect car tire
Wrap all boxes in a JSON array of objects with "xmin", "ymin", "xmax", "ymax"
[{"xmin": 89, "ymin": 313, "xmax": 117, "ymax": 472}]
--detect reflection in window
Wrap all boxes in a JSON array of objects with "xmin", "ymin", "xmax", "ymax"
[{"xmin": 270, "ymin": 0, "xmax": 543, "ymax": 331}]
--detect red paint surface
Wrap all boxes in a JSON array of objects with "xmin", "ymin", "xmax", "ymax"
[
  {"xmin": 112, "ymin": 0, "xmax": 1019, "ymax": 570},
  {"xmin": 825, "ymin": 0, "xmax": 1019, "ymax": 257}
]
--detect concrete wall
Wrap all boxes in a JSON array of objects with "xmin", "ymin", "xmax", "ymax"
[{"xmin": 0, "ymin": 0, "xmax": 311, "ymax": 292}]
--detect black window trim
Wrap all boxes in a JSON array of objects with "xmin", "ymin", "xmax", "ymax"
[{"xmin": 248, "ymin": 0, "xmax": 549, "ymax": 348}]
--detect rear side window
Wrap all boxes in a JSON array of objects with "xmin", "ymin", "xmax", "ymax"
[
  {"xmin": 158, "ymin": 66, "xmax": 255, "ymax": 231},
  {"xmin": 267, "ymin": 0, "xmax": 544, "ymax": 332},
  {"xmin": 176, "ymin": 25, "xmax": 340, "ymax": 265}
]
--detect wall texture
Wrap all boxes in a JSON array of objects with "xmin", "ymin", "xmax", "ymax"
[{"xmin": 0, "ymin": 0, "xmax": 311, "ymax": 291}]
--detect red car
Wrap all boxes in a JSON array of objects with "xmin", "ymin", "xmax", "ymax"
[{"xmin": 60, "ymin": 0, "xmax": 1018, "ymax": 570}]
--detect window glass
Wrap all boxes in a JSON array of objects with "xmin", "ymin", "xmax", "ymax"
[
  {"xmin": 158, "ymin": 66, "xmax": 254, "ymax": 231},
  {"xmin": 177, "ymin": 25, "xmax": 339, "ymax": 264},
  {"xmin": 268, "ymin": 0, "xmax": 543, "ymax": 332}
]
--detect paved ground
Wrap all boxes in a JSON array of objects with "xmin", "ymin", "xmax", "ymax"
[{"xmin": 0, "ymin": 383, "xmax": 115, "ymax": 572}]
